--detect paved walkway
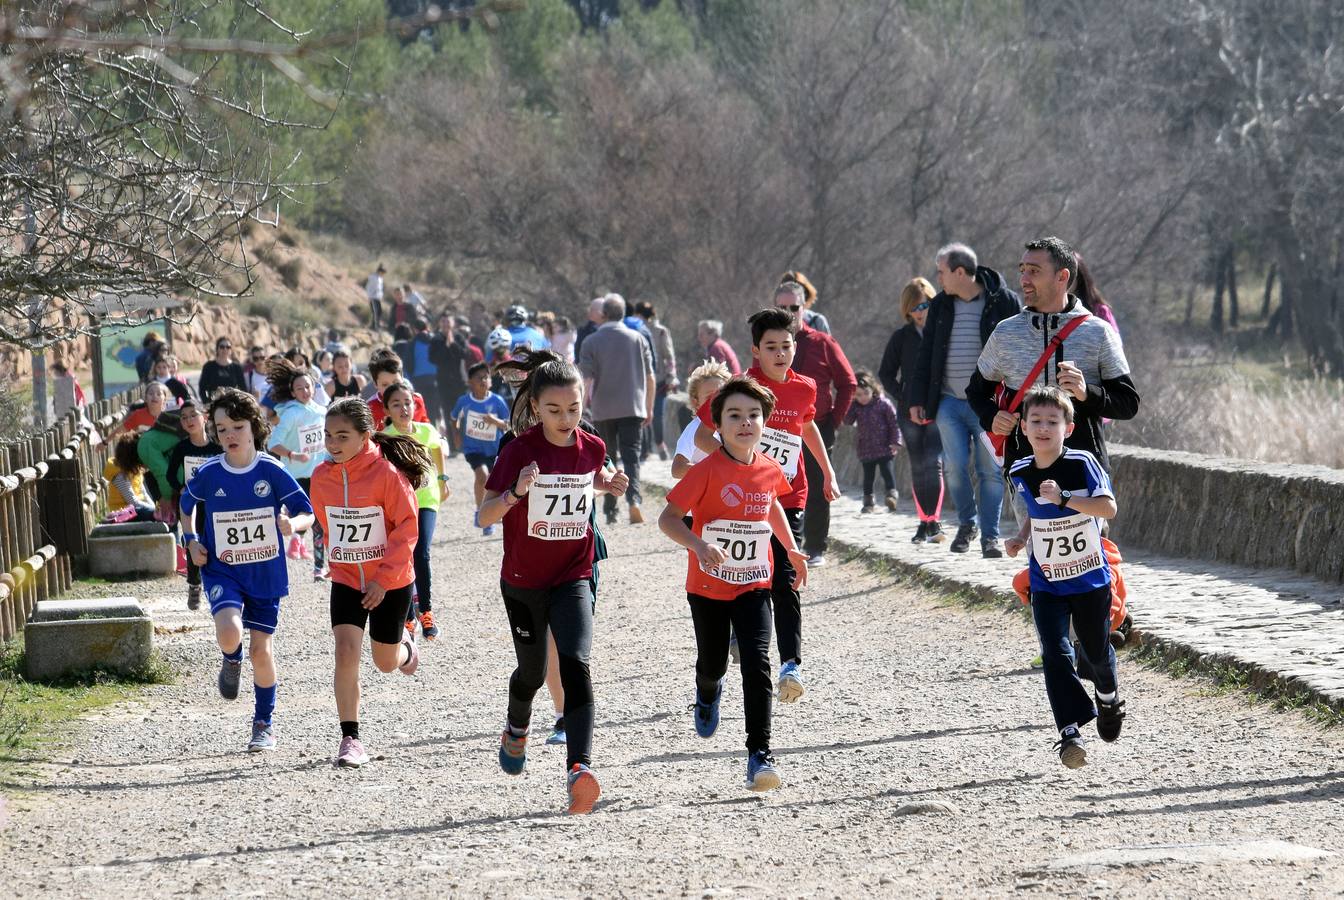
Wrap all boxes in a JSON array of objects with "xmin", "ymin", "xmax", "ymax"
[{"xmin": 640, "ymin": 458, "xmax": 1344, "ymax": 706}]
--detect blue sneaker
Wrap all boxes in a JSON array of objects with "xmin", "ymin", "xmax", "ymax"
[
  {"xmin": 218, "ymin": 658, "xmax": 242, "ymax": 700},
  {"xmin": 692, "ymin": 681, "xmax": 722, "ymax": 739},
  {"xmin": 247, "ymin": 720, "xmax": 275, "ymax": 752},
  {"xmin": 777, "ymin": 661, "xmax": 805, "ymax": 703},
  {"xmin": 473, "ymin": 510, "xmax": 481, "ymax": 529},
  {"xmin": 498, "ymin": 728, "xmax": 528, "ymax": 775},
  {"xmin": 483, "ymin": 524, "xmax": 495, "ymax": 537},
  {"xmin": 745, "ymin": 749, "xmax": 781, "ymax": 792},
  {"xmin": 545, "ymin": 717, "xmax": 567, "ymax": 746}
]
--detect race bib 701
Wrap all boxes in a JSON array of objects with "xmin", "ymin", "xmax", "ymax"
[{"xmin": 700, "ymin": 519, "xmax": 771, "ymax": 585}]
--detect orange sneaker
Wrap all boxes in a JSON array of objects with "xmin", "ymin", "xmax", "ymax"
[
  {"xmin": 404, "ymin": 618, "xmax": 416, "ymax": 638},
  {"xmin": 567, "ymin": 763, "xmax": 601, "ymax": 814},
  {"xmin": 419, "ymin": 610, "xmax": 438, "ymax": 640}
]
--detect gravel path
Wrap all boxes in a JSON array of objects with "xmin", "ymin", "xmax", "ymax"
[{"xmin": 2, "ymin": 482, "xmax": 1343, "ymax": 898}]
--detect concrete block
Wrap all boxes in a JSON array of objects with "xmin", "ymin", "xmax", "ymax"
[
  {"xmin": 88, "ymin": 521, "xmax": 170, "ymax": 539},
  {"xmin": 88, "ymin": 530, "xmax": 176, "ymax": 578},
  {"xmin": 24, "ymin": 598, "xmax": 152, "ymax": 680}
]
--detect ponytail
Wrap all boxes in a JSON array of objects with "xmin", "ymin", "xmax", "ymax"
[
  {"xmin": 371, "ymin": 433, "xmax": 431, "ymax": 489},
  {"xmin": 495, "ymin": 348, "xmax": 581, "ymax": 434},
  {"xmin": 326, "ymin": 397, "xmax": 431, "ymax": 489}
]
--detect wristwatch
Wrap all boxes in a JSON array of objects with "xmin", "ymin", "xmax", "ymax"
[{"xmin": 1057, "ymin": 489, "xmax": 1073, "ymax": 508}]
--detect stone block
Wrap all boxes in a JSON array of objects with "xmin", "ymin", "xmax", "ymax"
[
  {"xmin": 88, "ymin": 529, "xmax": 176, "ymax": 578},
  {"xmin": 24, "ymin": 598, "xmax": 152, "ymax": 681},
  {"xmin": 88, "ymin": 521, "xmax": 170, "ymax": 539}
]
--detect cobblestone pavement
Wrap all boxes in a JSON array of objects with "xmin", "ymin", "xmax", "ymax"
[
  {"xmin": 641, "ymin": 458, "xmax": 1344, "ymax": 705},
  {"xmin": 1, "ymin": 472, "xmax": 1343, "ymax": 898}
]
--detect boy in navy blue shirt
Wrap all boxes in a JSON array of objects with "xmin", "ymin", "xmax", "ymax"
[
  {"xmin": 1005, "ymin": 386, "xmax": 1124, "ymax": 769},
  {"xmin": 450, "ymin": 362, "xmax": 511, "ymax": 536},
  {"xmin": 181, "ymin": 389, "xmax": 313, "ymax": 753}
]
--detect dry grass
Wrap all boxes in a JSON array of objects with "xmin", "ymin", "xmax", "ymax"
[{"xmin": 1111, "ymin": 333, "xmax": 1344, "ymax": 469}]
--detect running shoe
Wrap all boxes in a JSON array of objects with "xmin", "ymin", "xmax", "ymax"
[
  {"xmin": 950, "ymin": 523, "xmax": 977, "ymax": 553},
  {"xmin": 745, "ymin": 750, "xmax": 781, "ymax": 792},
  {"xmin": 777, "ymin": 661, "xmax": 805, "ymax": 703},
  {"xmin": 911, "ymin": 522, "xmax": 928, "ymax": 544},
  {"xmin": 861, "ymin": 496, "xmax": 876, "ymax": 514},
  {"xmin": 187, "ymin": 583, "xmax": 202, "ymax": 611},
  {"xmin": 498, "ymin": 728, "xmax": 528, "ymax": 775},
  {"xmin": 1095, "ymin": 695, "xmax": 1126, "ymax": 743},
  {"xmin": 419, "ymin": 610, "xmax": 439, "ymax": 641},
  {"xmin": 286, "ymin": 534, "xmax": 304, "ymax": 560},
  {"xmin": 981, "ymin": 539, "xmax": 1004, "ymax": 559},
  {"xmin": 483, "ymin": 525, "xmax": 495, "ymax": 537},
  {"xmin": 336, "ymin": 735, "xmax": 369, "ymax": 768},
  {"xmin": 629, "ymin": 504, "xmax": 645, "ymax": 525},
  {"xmin": 298, "ymin": 540, "xmax": 311, "ymax": 560},
  {"xmin": 175, "ymin": 545, "xmax": 189, "ymax": 576},
  {"xmin": 604, "ymin": 508, "xmax": 618, "ymax": 526},
  {"xmin": 398, "ymin": 634, "xmax": 419, "ymax": 676},
  {"xmin": 1054, "ymin": 726, "xmax": 1087, "ymax": 769},
  {"xmin": 312, "ymin": 569, "xmax": 328, "ymax": 582},
  {"xmin": 404, "ymin": 617, "xmax": 417, "ymax": 638},
  {"xmin": 247, "ymin": 720, "xmax": 276, "ymax": 752},
  {"xmin": 925, "ymin": 521, "xmax": 946, "ymax": 543},
  {"xmin": 692, "ymin": 680, "xmax": 723, "ymax": 738},
  {"xmin": 546, "ymin": 717, "xmax": 567, "ymax": 745},
  {"xmin": 567, "ymin": 763, "xmax": 601, "ymax": 814},
  {"xmin": 806, "ymin": 554, "xmax": 827, "ymax": 568},
  {"xmin": 218, "ymin": 658, "xmax": 242, "ymax": 700},
  {"xmin": 728, "ymin": 634, "xmax": 740, "ymax": 667}
]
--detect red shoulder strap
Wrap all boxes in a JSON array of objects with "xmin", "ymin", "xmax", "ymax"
[{"xmin": 1004, "ymin": 314, "xmax": 1090, "ymax": 414}]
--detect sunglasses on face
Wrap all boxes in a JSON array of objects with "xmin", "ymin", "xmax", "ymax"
[
  {"xmin": 218, "ymin": 344, "xmax": 232, "ymax": 350},
  {"xmin": 781, "ymin": 304, "xmax": 801, "ymax": 312},
  {"xmin": 913, "ymin": 302, "xmax": 930, "ymax": 313}
]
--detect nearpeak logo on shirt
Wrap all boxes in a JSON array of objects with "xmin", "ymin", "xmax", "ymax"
[
  {"xmin": 720, "ymin": 484, "xmax": 744, "ymax": 506},
  {"xmin": 721, "ymin": 482, "xmax": 772, "ymax": 515}
]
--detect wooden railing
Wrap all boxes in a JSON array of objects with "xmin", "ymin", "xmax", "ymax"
[{"xmin": 0, "ymin": 388, "xmax": 141, "ymax": 642}]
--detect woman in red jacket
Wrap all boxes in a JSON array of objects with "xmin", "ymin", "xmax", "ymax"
[{"xmin": 311, "ymin": 397, "xmax": 432, "ymax": 769}]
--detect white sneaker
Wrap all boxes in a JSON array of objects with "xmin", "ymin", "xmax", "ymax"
[{"xmin": 805, "ymin": 554, "xmax": 827, "ymax": 568}]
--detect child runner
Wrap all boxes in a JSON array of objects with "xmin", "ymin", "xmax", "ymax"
[
  {"xmin": 367, "ymin": 350, "xmax": 431, "ymax": 426},
  {"xmin": 1004, "ymin": 386, "xmax": 1124, "ymax": 769},
  {"xmin": 180, "ymin": 388, "xmax": 314, "ymax": 752},
  {"xmin": 690, "ymin": 307, "xmax": 840, "ymax": 703},
  {"xmin": 844, "ymin": 370, "xmax": 902, "ymax": 514},
  {"xmin": 382, "ymin": 381, "xmax": 450, "ymax": 641},
  {"xmin": 660, "ymin": 375, "xmax": 808, "ymax": 792},
  {"xmin": 670, "ymin": 360, "xmax": 731, "ymax": 480},
  {"xmin": 265, "ymin": 358, "xmax": 328, "ymax": 572},
  {"xmin": 478, "ymin": 349, "xmax": 629, "ymax": 814},
  {"xmin": 167, "ymin": 399, "xmax": 223, "ymax": 610},
  {"xmin": 311, "ymin": 397, "xmax": 429, "ymax": 768},
  {"xmin": 450, "ymin": 361, "xmax": 510, "ymax": 536},
  {"xmin": 325, "ymin": 349, "xmax": 366, "ymax": 401}
]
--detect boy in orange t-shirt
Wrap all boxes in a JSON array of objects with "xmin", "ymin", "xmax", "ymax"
[{"xmin": 661, "ymin": 375, "xmax": 808, "ymax": 793}]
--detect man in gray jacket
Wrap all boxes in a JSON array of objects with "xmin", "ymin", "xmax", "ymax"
[
  {"xmin": 580, "ymin": 294, "xmax": 656, "ymax": 524},
  {"xmin": 635, "ymin": 301, "xmax": 678, "ymax": 461}
]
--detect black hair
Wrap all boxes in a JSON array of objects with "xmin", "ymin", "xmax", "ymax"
[
  {"xmin": 494, "ymin": 348, "xmax": 582, "ymax": 433},
  {"xmin": 324, "ymin": 398, "xmax": 431, "ymax": 489},
  {"xmin": 368, "ymin": 350, "xmax": 403, "ymax": 380},
  {"xmin": 1025, "ymin": 236, "xmax": 1077, "ymax": 286},
  {"xmin": 467, "ymin": 361, "xmax": 490, "ymax": 380},
  {"xmin": 748, "ymin": 307, "xmax": 796, "ymax": 346},
  {"xmin": 710, "ymin": 375, "xmax": 777, "ymax": 426},
  {"xmin": 208, "ymin": 387, "xmax": 269, "ymax": 450},
  {"xmin": 380, "ymin": 380, "xmax": 415, "ymax": 428},
  {"xmin": 394, "ymin": 323, "xmax": 413, "ymax": 341},
  {"xmin": 1073, "ymin": 254, "xmax": 1112, "ymax": 315},
  {"xmin": 112, "ymin": 432, "xmax": 145, "ymax": 475},
  {"xmin": 266, "ymin": 357, "xmax": 312, "ymax": 404}
]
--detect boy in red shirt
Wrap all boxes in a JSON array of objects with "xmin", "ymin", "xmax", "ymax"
[
  {"xmin": 662, "ymin": 375, "xmax": 808, "ymax": 792},
  {"xmin": 692, "ymin": 307, "xmax": 840, "ymax": 702}
]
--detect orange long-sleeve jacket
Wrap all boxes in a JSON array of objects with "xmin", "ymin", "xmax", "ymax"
[{"xmin": 311, "ymin": 440, "xmax": 418, "ymax": 592}]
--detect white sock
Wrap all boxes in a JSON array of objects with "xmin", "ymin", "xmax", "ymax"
[
  {"xmin": 1096, "ymin": 690, "xmax": 1117, "ymax": 703},
  {"xmin": 1061, "ymin": 723, "xmax": 1079, "ymax": 737}
]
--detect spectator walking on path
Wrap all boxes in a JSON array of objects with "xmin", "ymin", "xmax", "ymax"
[
  {"xmin": 431, "ymin": 313, "xmax": 472, "ymax": 441},
  {"xmin": 778, "ymin": 281, "xmax": 856, "ymax": 567},
  {"xmin": 878, "ymin": 277, "xmax": 946, "ymax": 543},
  {"xmin": 365, "ymin": 264, "xmax": 386, "ymax": 331},
  {"xmin": 909, "ymin": 243, "xmax": 1021, "ymax": 558},
  {"xmin": 404, "ymin": 283, "xmax": 428, "ymax": 320},
  {"xmin": 573, "ymin": 297, "xmax": 605, "ymax": 361},
  {"xmin": 967, "ymin": 236, "xmax": 1138, "ymax": 482},
  {"xmin": 579, "ymin": 294, "xmax": 655, "ymax": 525},
  {"xmin": 782, "ymin": 271, "xmax": 831, "ymax": 335},
  {"xmin": 200, "ymin": 337, "xmax": 247, "ymax": 402},
  {"xmin": 696, "ymin": 319, "xmax": 741, "ymax": 375},
  {"xmin": 636, "ymin": 301, "xmax": 678, "ymax": 461}
]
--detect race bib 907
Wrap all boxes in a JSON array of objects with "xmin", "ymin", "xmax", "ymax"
[
  {"xmin": 527, "ymin": 473, "xmax": 593, "ymax": 541},
  {"xmin": 465, "ymin": 411, "xmax": 498, "ymax": 442}
]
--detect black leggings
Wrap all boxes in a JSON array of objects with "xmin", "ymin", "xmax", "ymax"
[
  {"xmin": 770, "ymin": 507, "xmax": 805, "ymax": 665},
  {"xmin": 502, "ymin": 579, "xmax": 595, "ymax": 769},
  {"xmin": 689, "ymin": 590, "xmax": 774, "ymax": 753},
  {"xmin": 861, "ymin": 456, "xmax": 896, "ymax": 496},
  {"xmin": 898, "ymin": 416, "xmax": 944, "ymax": 521}
]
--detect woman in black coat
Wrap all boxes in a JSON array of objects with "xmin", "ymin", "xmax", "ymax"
[{"xmin": 878, "ymin": 277, "xmax": 945, "ymax": 543}]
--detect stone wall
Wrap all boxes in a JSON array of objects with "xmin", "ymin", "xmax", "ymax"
[{"xmin": 666, "ymin": 392, "xmax": 1344, "ymax": 585}]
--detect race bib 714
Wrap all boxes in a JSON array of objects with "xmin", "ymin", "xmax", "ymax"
[{"xmin": 527, "ymin": 473, "xmax": 593, "ymax": 541}]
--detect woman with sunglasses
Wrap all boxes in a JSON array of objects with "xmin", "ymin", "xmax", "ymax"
[
  {"xmin": 199, "ymin": 337, "xmax": 248, "ymax": 403},
  {"xmin": 878, "ymin": 277, "xmax": 946, "ymax": 543}
]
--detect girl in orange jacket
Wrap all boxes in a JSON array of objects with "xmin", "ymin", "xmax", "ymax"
[{"xmin": 311, "ymin": 396, "xmax": 432, "ymax": 769}]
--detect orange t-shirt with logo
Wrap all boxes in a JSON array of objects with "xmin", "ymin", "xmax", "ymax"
[{"xmin": 666, "ymin": 448, "xmax": 793, "ymax": 601}]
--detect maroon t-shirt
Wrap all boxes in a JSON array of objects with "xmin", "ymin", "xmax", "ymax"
[{"xmin": 486, "ymin": 424, "xmax": 607, "ymax": 589}]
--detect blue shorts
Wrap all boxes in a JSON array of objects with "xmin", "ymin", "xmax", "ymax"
[
  {"xmin": 463, "ymin": 451, "xmax": 495, "ymax": 471},
  {"xmin": 205, "ymin": 578, "xmax": 281, "ymax": 634}
]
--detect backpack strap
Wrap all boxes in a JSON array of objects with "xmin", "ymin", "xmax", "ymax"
[{"xmin": 1003, "ymin": 314, "xmax": 1090, "ymax": 414}]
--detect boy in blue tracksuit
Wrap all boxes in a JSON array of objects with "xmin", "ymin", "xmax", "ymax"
[
  {"xmin": 1005, "ymin": 385, "xmax": 1125, "ymax": 770},
  {"xmin": 450, "ymin": 362, "xmax": 510, "ymax": 536},
  {"xmin": 181, "ymin": 388, "xmax": 314, "ymax": 753}
]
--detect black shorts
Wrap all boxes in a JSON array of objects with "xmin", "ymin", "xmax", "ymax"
[
  {"xmin": 463, "ymin": 452, "xmax": 495, "ymax": 471},
  {"xmin": 330, "ymin": 582, "xmax": 413, "ymax": 645}
]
